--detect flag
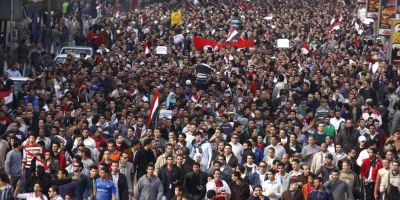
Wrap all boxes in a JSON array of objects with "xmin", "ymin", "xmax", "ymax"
[
  {"xmin": 355, "ymin": 22, "xmax": 360, "ymax": 31},
  {"xmin": 330, "ymin": 17, "xmax": 335, "ymax": 25},
  {"xmin": 301, "ymin": 41, "xmax": 310, "ymax": 54},
  {"xmin": 147, "ymin": 88, "xmax": 159, "ymax": 126},
  {"xmin": 327, "ymin": 22, "xmax": 340, "ymax": 32},
  {"xmin": 171, "ymin": 11, "xmax": 183, "ymax": 27},
  {"xmin": 338, "ymin": 14, "xmax": 343, "ymax": 22},
  {"xmin": 133, "ymin": 87, "xmax": 139, "ymax": 95},
  {"xmin": 193, "ymin": 36, "xmax": 254, "ymax": 50},
  {"xmin": 191, "ymin": 94, "xmax": 199, "ymax": 103},
  {"xmin": 0, "ymin": 91, "xmax": 13, "ymax": 111},
  {"xmin": 226, "ymin": 28, "xmax": 239, "ymax": 42},
  {"xmin": 224, "ymin": 54, "xmax": 229, "ymax": 64},
  {"xmin": 143, "ymin": 43, "xmax": 149, "ymax": 54},
  {"xmin": 238, "ymin": 3, "xmax": 244, "ymax": 9},
  {"xmin": 140, "ymin": 13, "xmax": 146, "ymax": 25}
]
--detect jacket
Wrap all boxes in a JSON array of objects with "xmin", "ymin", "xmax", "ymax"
[
  {"xmin": 17, "ymin": 44, "xmax": 30, "ymax": 59},
  {"xmin": 307, "ymin": 187, "xmax": 334, "ymax": 200},
  {"xmin": 133, "ymin": 175, "xmax": 164, "ymax": 200},
  {"xmin": 248, "ymin": 195, "xmax": 270, "ymax": 200},
  {"xmin": 183, "ymin": 171, "xmax": 208, "ymax": 198},
  {"xmin": 281, "ymin": 189, "xmax": 304, "ymax": 200},
  {"xmin": 249, "ymin": 171, "xmax": 268, "ymax": 186},
  {"xmin": 157, "ymin": 165, "xmax": 183, "ymax": 195},
  {"xmin": 226, "ymin": 153, "xmax": 239, "ymax": 168},
  {"xmin": 337, "ymin": 128, "xmax": 360, "ymax": 152},
  {"xmin": 109, "ymin": 173, "xmax": 129, "ymax": 200},
  {"xmin": 229, "ymin": 181, "xmax": 251, "ymax": 200},
  {"xmin": 390, "ymin": 110, "xmax": 400, "ymax": 134},
  {"xmin": 360, "ymin": 157, "xmax": 383, "ymax": 182},
  {"xmin": 324, "ymin": 179, "xmax": 354, "ymax": 200}
]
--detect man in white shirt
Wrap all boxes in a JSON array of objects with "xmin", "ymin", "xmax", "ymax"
[
  {"xmin": 262, "ymin": 169, "xmax": 283, "ymax": 200},
  {"xmin": 330, "ymin": 110, "xmax": 345, "ymax": 131},
  {"xmin": 14, "ymin": 181, "xmax": 48, "ymax": 200},
  {"xmin": 206, "ymin": 169, "xmax": 231, "ymax": 199},
  {"xmin": 229, "ymin": 134, "xmax": 244, "ymax": 163}
]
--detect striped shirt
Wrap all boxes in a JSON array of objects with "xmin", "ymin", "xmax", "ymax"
[
  {"xmin": 0, "ymin": 184, "xmax": 14, "ymax": 200},
  {"xmin": 23, "ymin": 144, "xmax": 42, "ymax": 168}
]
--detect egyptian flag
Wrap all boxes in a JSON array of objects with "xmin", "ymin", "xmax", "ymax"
[
  {"xmin": 226, "ymin": 27, "xmax": 239, "ymax": 42},
  {"xmin": 301, "ymin": 40, "xmax": 310, "ymax": 54},
  {"xmin": 327, "ymin": 22, "xmax": 340, "ymax": 32},
  {"xmin": 330, "ymin": 17, "xmax": 336, "ymax": 25},
  {"xmin": 338, "ymin": 14, "xmax": 343, "ymax": 22},
  {"xmin": 238, "ymin": 3, "xmax": 244, "ymax": 9},
  {"xmin": 0, "ymin": 91, "xmax": 13, "ymax": 111},
  {"xmin": 147, "ymin": 88, "xmax": 159, "ymax": 126},
  {"xmin": 144, "ymin": 42, "xmax": 150, "ymax": 54},
  {"xmin": 191, "ymin": 94, "xmax": 199, "ymax": 103}
]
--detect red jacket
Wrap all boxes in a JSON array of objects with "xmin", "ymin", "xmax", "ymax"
[{"xmin": 360, "ymin": 157, "xmax": 383, "ymax": 181}]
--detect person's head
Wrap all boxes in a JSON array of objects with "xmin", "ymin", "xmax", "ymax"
[
  {"xmin": 330, "ymin": 169, "xmax": 340, "ymax": 181},
  {"xmin": 33, "ymin": 182, "xmax": 43, "ymax": 193},
  {"xmin": 166, "ymin": 154, "xmax": 174, "ymax": 166},
  {"xmin": 259, "ymin": 161, "xmax": 267, "ymax": 173},
  {"xmin": 0, "ymin": 173, "xmax": 9, "ymax": 185},
  {"xmin": 58, "ymin": 169, "xmax": 68, "ymax": 180},
  {"xmin": 65, "ymin": 193, "xmax": 75, "ymax": 200},
  {"xmin": 288, "ymin": 178, "xmax": 299, "ymax": 191},
  {"xmin": 206, "ymin": 190, "xmax": 216, "ymax": 200},
  {"xmin": 302, "ymin": 164, "xmax": 310, "ymax": 175},
  {"xmin": 217, "ymin": 155, "xmax": 226, "ymax": 165},
  {"xmin": 253, "ymin": 185, "xmax": 263, "ymax": 196},
  {"xmin": 99, "ymin": 167, "xmax": 109, "ymax": 179},
  {"xmin": 313, "ymin": 177, "xmax": 324, "ymax": 189},
  {"xmin": 213, "ymin": 169, "xmax": 222, "ymax": 181},
  {"xmin": 89, "ymin": 165, "xmax": 98, "ymax": 178},
  {"xmin": 325, "ymin": 154, "xmax": 333, "ymax": 165},
  {"xmin": 111, "ymin": 161, "xmax": 119, "ymax": 173},
  {"xmin": 174, "ymin": 186, "xmax": 183, "ymax": 197},
  {"xmin": 193, "ymin": 162, "xmax": 200, "ymax": 173},
  {"xmin": 392, "ymin": 160, "xmax": 399, "ymax": 172},
  {"xmin": 267, "ymin": 169, "xmax": 276, "ymax": 181},
  {"xmin": 368, "ymin": 147, "xmax": 378, "ymax": 159},
  {"xmin": 268, "ymin": 147, "xmax": 275, "ymax": 158},
  {"xmin": 144, "ymin": 138, "xmax": 155, "ymax": 149},
  {"xmin": 308, "ymin": 136, "xmax": 315, "ymax": 146},
  {"xmin": 231, "ymin": 171, "xmax": 242, "ymax": 182},
  {"xmin": 224, "ymin": 144, "xmax": 232, "ymax": 154},
  {"xmin": 292, "ymin": 159, "xmax": 300, "ymax": 170},
  {"xmin": 48, "ymin": 185, "xmax": 59, "ymax": 198},
  {"xmin": 146, "ymin": 164, "xmax": 155, "ymax": 176},
  {"xmin": 73, "ymin": 161, "xmax": 83, "ymax": 173},
  {"xmin": 307, "ymin": 174, "xmax": 316, "ymax": 185},
  {"xmin": 165, "ymin": 143, "xmax": 174, "ymax": 155}
]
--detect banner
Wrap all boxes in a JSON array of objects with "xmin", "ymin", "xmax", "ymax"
[
  {"xmin": 396, "ymin": 0, "xmax": 400, "ymax": 18},
  {"xmin": 390, "ymin": 20, "xmax": 400, "ymax": 64},
  {"xmin": 366, "ymin": 0, "xmax": 380, "ymax": 18},
  {"xmin": 171, "ymin": 11, "xmax": 183, "ymax": 27},
  {"xmin": 193, "ymin": 36, "xmax": 254, "ymax": 50},
  {"xmin": 378, "ymin": 0, "xmax": 396, "ymax": 36}
]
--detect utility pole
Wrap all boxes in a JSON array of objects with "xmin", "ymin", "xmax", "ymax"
[
  {"xmin": 47, "ymin": 0, "xmax": 51, "ymax": 53},
  {"xmin": 10, "ymin": 0, "xmax": 14, "ymax": 64}
]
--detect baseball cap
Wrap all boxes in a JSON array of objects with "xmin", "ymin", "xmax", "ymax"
[{"xmin": 358, "ymin": 136, "xmax": 367, "ymax": 142}]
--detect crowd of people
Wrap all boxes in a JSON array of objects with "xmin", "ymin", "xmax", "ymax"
[{"xmin": 0, "ymin": 0, "xmax": 400, "ymax": 200}]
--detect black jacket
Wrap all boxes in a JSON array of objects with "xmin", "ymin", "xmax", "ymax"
[
  {"xmin": 133, "ymin": 148, "xmax": 156, "ymax": 179},
  {"xmin": 183, "ymin": 171, "xmax": 208, "ymax": 198},
  {"xmin": 157, "ymin": 165, "xmax": 183, "ymax": 195},
  {"xmin": 109, "ymin": 173, "xmax": 129, "ymax": 200},
  {"xmin": 337, "ymin": 128, "xmax": 360, "ymax": 152}
]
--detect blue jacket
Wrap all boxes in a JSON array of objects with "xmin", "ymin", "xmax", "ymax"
[
  {"xmin": 253, "ymin": 148, "xmax": 263, "ymax": 165},
  {"xmin": 249, "ymin": 171, "xmax": 268, "ymax": 186},
  {"xmin": 24, "ymin": 96, "xmax": 39, "ymax": 107},
  {"xmin": 247, "ymin": 195, "xmax": 269, "ymax": 200},
  {"xmin": 307, "ymin": 187, "xmax": 334, "ymax": 200}
]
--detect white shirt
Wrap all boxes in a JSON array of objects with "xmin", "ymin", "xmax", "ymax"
[
  {"xmin": 357, "ymin": 149, "xmax": 369, "ymax": 166},
  {"xmin": 16, "ymin": 193, "xmax": 49, "ymax": 200},
  {"xmin": 229, "ymin": 142, "xmax": 244, "ymax": 163},
  {"xmin": 262, "ymin": 179, "xmax": 283, "ymax": 200},
  {"xmin": 330, "ymin": 117, "xmax": 345, "ymax": 130},
  {"xmin": 73, "ymin": 137, "xmax": 96, "ymax": 150},
  {"xmin": 265, "ymin": 144, "xmax": 286, "ymax": 159},
  {"xmin": 206, "ymin": 179, "xmax": 231, "ymax": 195},
  {"xmin": 327, "ymin": 143, "xmax": 335, "ymax": 154}
]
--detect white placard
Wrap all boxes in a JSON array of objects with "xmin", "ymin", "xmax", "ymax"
[
  {"xmin": 174, "ymin": 34, "xmax": 184, "ymax": 43},
  {"xmin": 156, "ymin": 46, "xmax": 168, "ymax": 54},
  {"xmin": 159, "ymin": 109, "xmax": 173, "ymax": 119},
  {"xmin": 277, "ymin": 39, "xmax": 290, "ymax": 48}
]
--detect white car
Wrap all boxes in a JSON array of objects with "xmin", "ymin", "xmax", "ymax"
[{"xmin": 60, "ymin": 46, "xmax": 94, "ymax": 57}]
